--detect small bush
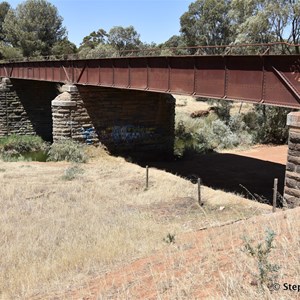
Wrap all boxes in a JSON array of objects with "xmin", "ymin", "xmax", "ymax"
[
  {"xmin": 62, "ymin": 165, "xmax": 84, "ymax": 181},
  {"xmin": 163, "ymin": 233, "xmax": 176, "ymax": 244},
  {"xmin": 242, "ymin": 228, "xmax": 280, "ymax": 290},
  {"xmin": 47, "ymin": 139, "xmax": 88, "ymax": 163}
]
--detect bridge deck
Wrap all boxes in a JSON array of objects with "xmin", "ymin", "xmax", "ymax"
[{"xmin": 0, "ymin": 55, "xmax": 300, "ymax": 108}]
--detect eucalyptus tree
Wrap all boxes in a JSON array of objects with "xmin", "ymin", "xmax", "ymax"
[
  {"xmin": 180, "ymin": 0, "xmax": 233, "ymax": 54},
  {"xmin": 108, "ymin": 26, "xmax": 142, "ymax": 54}
]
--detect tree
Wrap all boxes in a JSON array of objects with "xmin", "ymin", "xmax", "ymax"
[
  {"xmin": 230, "ymin": 0, "xmax": 300, "ymax": 54},
  {"xmin": 180, "ymin": 0, "xmax": 232, "ymax": 54},
  {"xmin": 0, "ymin": 1, "xmax": 10, "ymax": 41},
  {"xmin": 107, "ymin": 26, "xmax": 141, "ymax": 54},
  {"xmin": 51, "ymin": 38, "xmax": 77, "ymax": 57},
  {"xmin": 160, "ymin": 35, "xmax": 188, "ymax": 55},
  {"xmin": 79, "ymin": 28, "xmax": 108, "ymax": 50},
  {"xmin": 3, "ymin": 0, "xmax": 66, "ymax": 57}
]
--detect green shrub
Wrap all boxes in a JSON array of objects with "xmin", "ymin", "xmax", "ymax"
[
  {"xmin": 47, "ymin": 139, "xmax": 88, "ymax": 163},
  {"xmin": 243, "ymin": 111, "xmax": 258, "ymax": 130},
  {"xmin": 0, "ymin": 135, "xmax": 47, "ymax": 161},
  {"xmin": 0, "ymin": 134, "xmax": 46, "ymax": 153},
  {"xmin": 242, "ymin": 228, "xmax": 280, "ymax": 290},
  {"xmin": 174, "ymin": 112, "xmax": 253, "ymax": 157},
  {"xmin": 243, "ymin": 106, "xmax": 292, "ymax": 144},
  {"xmin": 254, "ymin": 106, "xmax": 291, "ymax": 144}
]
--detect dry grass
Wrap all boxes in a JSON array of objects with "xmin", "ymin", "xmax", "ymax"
[
  {"xmin": 0, "ymin": 148, "xmax": 272, "ymax": 299},
  {"xmin": 81, "ymin": 208, "xmax": 300, "ymax": 300}
]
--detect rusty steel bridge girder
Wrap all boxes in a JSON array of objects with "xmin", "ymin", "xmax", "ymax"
[{"xmin": 0, "ymin": 55, "xmax": 300, "ymax": 108}]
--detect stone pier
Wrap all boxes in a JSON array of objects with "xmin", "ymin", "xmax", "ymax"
[
  {"xmin": 51, "ymin": 84, "xmax": 175, "ymax": 159},
  {"xmin": 284, "ymin": 111, "xmax": 300, "ymax": 207}
]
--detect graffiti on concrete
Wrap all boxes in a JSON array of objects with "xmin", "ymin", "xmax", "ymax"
[{"xmin": 100, "ymin": 125, "xmax": 160, "ymax": 144}]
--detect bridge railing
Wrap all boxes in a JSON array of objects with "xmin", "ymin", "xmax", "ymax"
[{"xmin": 1, "ymin": 42, "xmax": 300, "ymax": 63}]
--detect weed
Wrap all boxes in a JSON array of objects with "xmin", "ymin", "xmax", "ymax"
[
  {"xmin": 242, "ymin": 228, "xmax": 280, "ymax": 290},
  {"xmin": 61, "ymin": 165, "xmax": 84, "ymax": 181},
  {"xmin": 47, "ymin": 139, "xmax": 87, "ymax": 163},
  {"xmin": 163, "ymin": 233, "xmax": 176, "ymax": 245}
]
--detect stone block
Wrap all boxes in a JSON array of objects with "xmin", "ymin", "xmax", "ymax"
[
  {"xmin": 61, "ymin": 84, "xmax": 78, "ymax": 93},
  {"xmin": 52, "ymin": 100, "xmax": 76, "ymax": 107},
  {"xmin": 286, "ymin": 162, "xmax": 295, "ymax": 172}
]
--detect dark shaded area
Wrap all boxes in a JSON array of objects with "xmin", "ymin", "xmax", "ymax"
[
  {"xmin": 139, "ymin": 152, "xmax": 286, "ymax": 205},
  {"xmin": 12, "ymin": 79, "xmax": 58, "ymax": 141},
  {"xmin": 77, "ymin": 85, "xmax": 175, "ymax": 160}
]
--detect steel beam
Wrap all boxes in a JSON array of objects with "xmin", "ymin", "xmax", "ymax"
[{"xmin": 0, "ymin": 55, "xmax": 300, "ymax": 108}]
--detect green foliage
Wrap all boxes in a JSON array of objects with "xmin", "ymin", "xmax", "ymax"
[
  {"xmin": 179, "ymin": 0, "xmax": 300, "ymax": 55},
  {"xmin": 174, "ymin": 120, "xmax": 202, "ymax": 157},
  {"xmin": 242, "ymin": 228, "xmax": 280, "ymax": 290},
  {"xmin": 3, "ymin": 0, "xmax": 66, "ymax": 57},
  {"xmin": 0, "ymin": 42, "xmax": 22, "ymax": 60},
  {"xmin": 0, "ymin": 134, "xmax": 46, "ymax": 153},
  {"xmin": 51, "ymin": 38, "xmax": 77, "ymax": 57},
  {"xmin": 79, "ymin": 28, "xmax": 108, "ymax": 50},
  {"xmin": 47, "ymin": 139, "xmax": 87, "ymax": 163},
  {"xmin": 82, "ymin": 44, "xmax": 118, "ymax": 59},
  {"xmin": 243, "ymin": 105, "xmax": 291, "ymax": 144},
  {"xmin": 230, "ymin": 0, "xmax": 300, "ymax": 54},
  {"xmin": 108, "ymin": 25, "xmax": 141, "ymax": 54},
  {"xmin": 78, "ymin": 25, "xmax": 142, "ymax": 58},
  {"xmin": 0, "ymin": 1, "xmax": 10, "ymax": 41},
  {"xmin": 0, "ymin": 134, "xmax": 47, "ymax": 161},
  {"xmin": 207, "ymin": 99, "xmax": 233, "ymax": 123},
  {"xmin": 180, "ymin": 0, "xmax": 233, "ymax": 53},
  {"xmin": 199, "ymin": 118, "xmax": 253, "ymax": 150},
  {"xmin": 61, "ymin": 165, "xmax": 84, "ymax": 181},
  {"xmin": 174, "ymin": 112, "xmax": 253, "ymax": 157}
]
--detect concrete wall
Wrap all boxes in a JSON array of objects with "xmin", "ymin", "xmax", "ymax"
[{"xmin": 52, "ymin": 84, "xmax": 175, "ymax": 159}]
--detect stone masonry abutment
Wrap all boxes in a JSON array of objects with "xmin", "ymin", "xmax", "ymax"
[
  {"xmin": 51, "ymin": 84, "xmax": 175, "ymax": 159},
  {"xmin": 284, "ymin": 111, "xmax": 300, "ymax": 207},
  {"xmin": 0, "ymin": 78, "xmax": 57, "ymax": 141}
]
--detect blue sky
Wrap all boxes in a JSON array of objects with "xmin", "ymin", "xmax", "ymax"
[{"xmin": 9, "ymin": 0, "xmax": 192, "ymax": 47}]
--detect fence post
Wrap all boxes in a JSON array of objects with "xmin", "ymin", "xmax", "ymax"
[
  {"xmin": 198, "ymin": 178, "xmax": 202, "ymax": 206},
  {"xmin": 146, "ymin": 165, "xmax": 149, "ymax": 190},
  {"xmin": 273, "ymin": 178, "xmax": 278, "ymax": 213}
]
